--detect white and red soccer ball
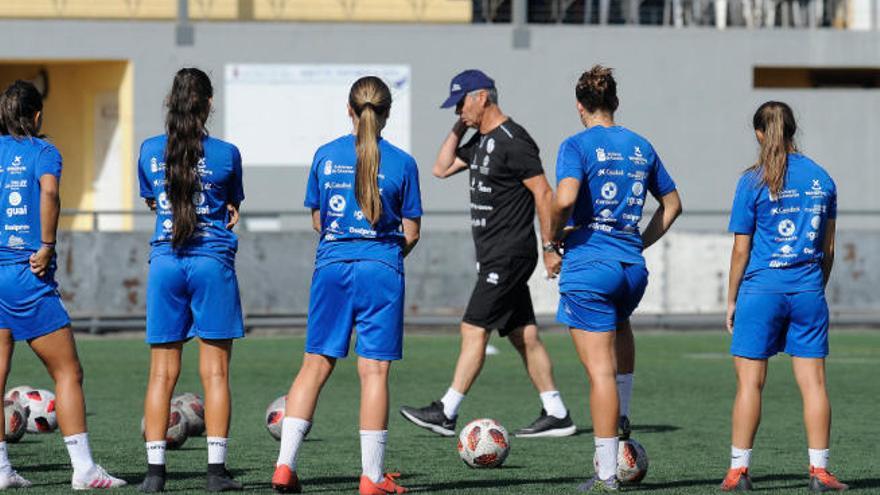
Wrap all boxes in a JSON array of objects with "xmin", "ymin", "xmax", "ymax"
[
  {"xmin": 21, "ymin": 389, "xmax": 56, "ymax": 433},
  {"xmin": 3, "ymin": 400, "xmax": 27, "ymax": 443},
  {"xmin": 265, "ymin": 395, "xmax": 286, "ymax": 440},
  {"xmin": 171, "ymin": 392, "xmax": 205, "ymax": 436},
  {"xmin": 141, "ymin": 403, "xmax": 189, "ymax": 449},
  {"xmin": 457, "ymin": 418, "xmax": 510, "ymax": 468}
]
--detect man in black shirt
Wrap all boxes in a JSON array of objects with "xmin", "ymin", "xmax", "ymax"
[{"xmin": 400, "ymin": 70, "xmax": 575, "ymax": 438}]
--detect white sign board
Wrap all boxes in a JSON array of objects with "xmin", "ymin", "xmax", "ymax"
[{"xmin": 224, "ymin": 64, "xmax": 411, "ymax": 167}]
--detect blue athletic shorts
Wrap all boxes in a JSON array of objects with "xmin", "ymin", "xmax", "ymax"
[
  {"xmin": 306, "ymin": 260, "xmax": 404, "ymax": 361},
  {"xmin": 0, "ymin": 262, "xmax": 70, "ymax": 341},
  {"xmin": 146, "ymin": 254, "xmax": 244, "ymax": 344},
  {"xmin": 731, "ymin": 290, "xmax": 829, "ymax": 359},
  {"xmin": 557, "ymin": 260, "xmax": 648, "ymax": 332}
]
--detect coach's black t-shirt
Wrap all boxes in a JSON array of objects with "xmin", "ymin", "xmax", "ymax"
[{"xmin": 456, "ymin": 119, "xmax": 543, "ymax": 262}]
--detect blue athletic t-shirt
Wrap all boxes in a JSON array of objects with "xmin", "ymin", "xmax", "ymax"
[
  {"xmin": 304, "ymin": 134, "xmax": 422, "ymax": 273},
  {"xmin": 555, "ymin": 126, "xmax": 676, "ymax": 278},
  {"xmin": 138, "ymin": 135, "xmax": 244, "ymax": 265},
  {"xmin": 0, "ymin": 136, "xmax": 62, "ymax": 265},
  {"xmin": 728, "ymin": 153, "xmax": 836, "ymax": 293}
]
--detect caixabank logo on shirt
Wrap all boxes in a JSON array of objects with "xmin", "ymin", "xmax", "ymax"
[{"xmin": 6, "ymin": 191, "xmax": 26, "ymax": 217}]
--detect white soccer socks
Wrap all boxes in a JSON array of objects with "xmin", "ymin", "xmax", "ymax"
[
  {"xmin": 0, "ymin": 442, "xmax": 11, "ymax": 475},
  {"xmin": 539, "ymin": 390, "xmax": 567, "ymax": 419},
  {"xmin": 616, "ymin": 373, "xmax": 634, "ymax": 418},
  {"xmin": 594, "ymin": 436, "xmax": 619, "ymax": 480},
  {"xmin": 276, "ymin": 417, "xmax": 311, "ymax": 470},
  {"xmin": 809, "ymin": 448, "xmax": 829, "ymax": 469},
  {"xmin": 145, "ymin": 440, "xmax": 167, "ymax": 465},
  {"xmin": 64, "ymin": 433, "xmax": 97, "ymax": 475},
  {"xmin": 207, "ymin": 437, "xmax": 228, "ymax": 465},
  {"xmin": 730, "ymin": 446, "xmax": 752, "ymax": 469},
  {"xmin": 440, "ymin": 388, "xmax": 465, "ymax": 419},
  {"xmin": 360, "ymin": 430, "xmax": 387, "ymax": 484},
  {"xmin": 0, "ymin": 441, "xmax": 28, "ymax": 488}
]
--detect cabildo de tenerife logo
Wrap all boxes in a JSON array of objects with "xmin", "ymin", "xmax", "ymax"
[
  {"xmin": 323, "ymin": 160, "xmax": 354, "ymax": 176},
  {"xmin": 150, "ymin": 157, "xmax": 165, "ymax": 173}
]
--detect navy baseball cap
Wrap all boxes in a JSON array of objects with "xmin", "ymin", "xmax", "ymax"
[{"xmin": 440, "ymin": 70, "xmax": 495, "ymax": 109}]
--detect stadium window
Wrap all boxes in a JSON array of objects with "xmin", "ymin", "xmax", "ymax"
[{"xmin": 754, "ymin": 67, "xmax": 880, "ymax": 88}]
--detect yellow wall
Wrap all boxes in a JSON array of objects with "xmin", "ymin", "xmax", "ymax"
[
  {"xmin": 0, "ymin": 0, "xmax": 471, "ymax": 22},
  {"xmin": 0, "ymin": 0, "xmax": 237, "ymax": 20},
  {"xmin": 0, "ymin": 61, "xmax": 133, "ymax": 230},
  {"xmin": 254, "ymin": 0, "xmax": 472, "ymax": 22}
]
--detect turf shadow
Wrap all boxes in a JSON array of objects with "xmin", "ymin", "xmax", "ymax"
[
  {"xmin": 16, "ymin": 462, "xmax": 68, "ymax": 473},
  {"xmin": 849, "ymin": 478, "xmax": 880, "ymax": 489},
  {"xmin": 574, "ymin": 424, "xmax": 680, "ymax": 436},
  {"xmin": 408, "ymin": 476, "xmax": 583, "ymax": 492}
]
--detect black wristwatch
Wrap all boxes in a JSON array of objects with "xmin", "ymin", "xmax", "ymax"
[{"xmin": 542, "ymin": 241, "xmax": 560, "ymax": 254}]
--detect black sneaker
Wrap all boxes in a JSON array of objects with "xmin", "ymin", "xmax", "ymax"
[
  {"xmin": 514, "ymin": 409, "xmax": 576, "ymax": 438},
  {"xmin": 139, "ymin": 464, "xmax": 166, "ymax": 493},
  {"xmin": 206, "ymin": 464, "xmax": 242, "ymax": 492},
  {"xmin": 618, "ymin": 415, "xmax": 632, "ymax": 440},
  {"xmin": 399, "ymin": 401, "xmax": 457, "ymax": 437}
]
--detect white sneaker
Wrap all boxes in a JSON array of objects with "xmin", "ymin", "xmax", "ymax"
[
  {"xmin": 71, "ymin": 465, "xmax": 126, "ymax": 490},
  {"xmin": 0, "ymin": 469, "xmax": 32, "ymax": 489}
]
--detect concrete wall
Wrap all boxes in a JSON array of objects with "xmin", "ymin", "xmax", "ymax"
[
  {"xmin": 0, "ymin": 20, "xmax": 878, "ymax": 231},
  {"xmin": 53, "ymin": 230, "xmax": 880, "ymax": 324}
]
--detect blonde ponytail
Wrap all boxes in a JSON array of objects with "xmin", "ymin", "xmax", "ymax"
[
  {"xmin": 355, "ymin": 105, "xmax": 382, "ymax": 225},
  {"xmin": 750, "ymin": 101, "xmax": 797, "ymax": 197},
  {"xmin": 349, "ymin": 76, "xmax": 392, "ymax": 225}
]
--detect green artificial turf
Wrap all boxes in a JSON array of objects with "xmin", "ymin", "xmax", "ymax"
[{"xmin": 4, "ymin": 330, "xmax": 878, "ymax": 493}]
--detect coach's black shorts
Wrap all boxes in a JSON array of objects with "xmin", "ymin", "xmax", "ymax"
[{"xmin": 463, "ymin": 256, "xmax": 537, "ymax": 336}]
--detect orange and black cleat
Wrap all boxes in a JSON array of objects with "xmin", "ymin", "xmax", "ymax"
[
  {"xmin": 359, "ymin": 472, "xmax": 407, "ymax": 495},
  {"xmin": 720, "ymin": 467, "xmax": 752, "ymax": 492},
  {"xmin": 809, "ymin": 467, "xmax": 848, "ymax": 492},
  {"xmin": 271, "ymin": 465, "xmax": 302, "ymax": 494}
]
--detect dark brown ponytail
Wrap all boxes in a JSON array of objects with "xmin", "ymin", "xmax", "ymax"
[
  {"xmin": 165, "ymin": 68, "xmax": 213, "ymax": 248},
  {"xmin": 750, "ymin": 101, "xmax": 797, "ymax": 197}
]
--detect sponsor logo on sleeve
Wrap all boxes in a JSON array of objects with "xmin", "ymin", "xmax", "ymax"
[{"xmin": 486, "ymin": 272, "xmax": 500, "ymax": 285}]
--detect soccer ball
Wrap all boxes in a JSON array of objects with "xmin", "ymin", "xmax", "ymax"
[
  {"xmin": 3, "ymin": 400, "xmax": 27, "ymax": 443},
  {"xmin": 457, "ymin": 418, "xmax": 510, "ymax": 468},
  {"xmin": 594, "ymin": 438, "xmax": 649, "ymax": 483},
  {"xmin": 5, "ymin": 385, "xmax": 34, "ymax": 410},
  {"xmin": 141, "ymin": 404, "xmax": 189, "ymax": 449},
  {"xmin": 171, "ymin": 393, "xmax": 205, "ymax": 436},
  {"xmin": 265, "ymin": 395, "xmax": 286, "ymax": 441},
  {"xmin": 24, "ymin": 389, "xmax": 57, "ymax": 433}
]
